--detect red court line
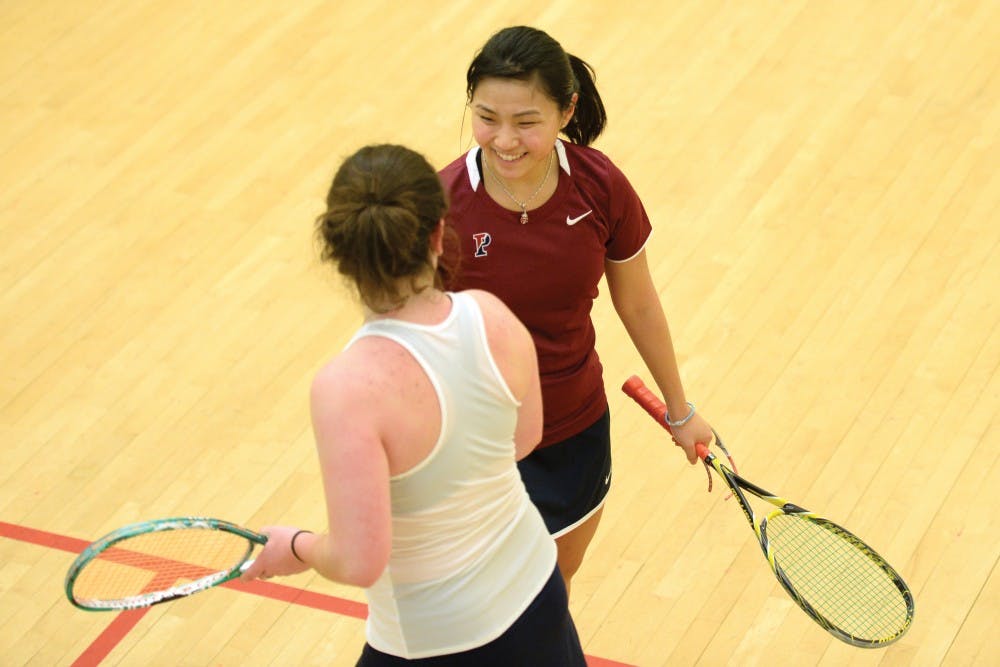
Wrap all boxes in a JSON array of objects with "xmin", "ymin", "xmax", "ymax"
[
  {"xmin": 94, "ymin": 545, "xmax": 215, "ymax": 573},
  {"xmin": 70, "ymin": 608, "xmax": 150, "ymax": 667},
  {"xmin": 222, "ymin": 577, "xmax": 367, "ymax": 618},
  {"xmin": 0, "ymin": 521, "xmax": 91, "ymax": 553},
  {"xmin": 72, "ymin": 567, "xmax": 210, "ymax": 666},
  {"xmin": 2, "ymin": 521, "xmax": 635, "ymax": 666}
]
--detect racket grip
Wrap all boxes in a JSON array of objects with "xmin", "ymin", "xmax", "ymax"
[
  {"xmin": 622, "ymin": 375, "xmax": 671, "ymax": 433},
  {"xmin": 623, "ymin": 376, "xmax": 715, "ymax": 463}
]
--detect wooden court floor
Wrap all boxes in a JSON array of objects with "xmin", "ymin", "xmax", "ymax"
[{"xmin": 1, "ymin": 1, "xmax": 997, "ymax": 665}]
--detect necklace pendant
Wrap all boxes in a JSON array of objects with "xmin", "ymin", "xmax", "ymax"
[{"xmin": 483, "ymin": 150, "xmax": 554, "ymax": 227}]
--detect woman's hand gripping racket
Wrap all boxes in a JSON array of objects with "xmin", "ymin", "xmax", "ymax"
[
  {"xmin": 65, "ymin": 517, "xmax": 267, "ymax": 611},
  {"xmin": 621, "ymin": 376, "xmax": 737, "ymax": 492},
  {"xmin": 622, "ymin": 376, "xmax": 914, "ymax": 648}
]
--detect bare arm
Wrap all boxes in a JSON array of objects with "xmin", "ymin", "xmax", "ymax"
[
  {"xmin": 511, "ymin": 331, "xmax": 543, "ymax": 461},
  {"xmin": 302, "ymin": 363, "xmax": 392, "ymax": 585},
  {"xmin": 242, "ymin": 358, "xmax": 392, "ymax": 588},
  {"xmin": 469, "ymin": 290, "xmax": 543, "ymax": 460},
  {"xmin": 605, "ymin": 249, "xmax": 713, "ymax": 462}
]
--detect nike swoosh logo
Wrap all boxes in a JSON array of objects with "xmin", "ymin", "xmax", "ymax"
[{"xmin": 566, "ymin": 210, "xmax": 593, "ymax": 226}]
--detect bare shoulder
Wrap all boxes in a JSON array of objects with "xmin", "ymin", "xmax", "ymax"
[
  {"xmin": 462, "ymin": 289, "xmax": 510, "ymax": 317},
  {"xmin": 459, "ymin": 289, "xmax": 536, "ymax": 395},
  {"xmin": 462, "ymin": 289, "xmax": 525, "ymax": 337},
  {"xmin": 311, "ymin": 337, "xmax": 418, "ymax": 419}
]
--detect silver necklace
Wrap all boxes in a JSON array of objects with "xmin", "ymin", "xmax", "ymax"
[{"xmin": 483, "ymin": 150, "xmax": 554, "ymax": 224}]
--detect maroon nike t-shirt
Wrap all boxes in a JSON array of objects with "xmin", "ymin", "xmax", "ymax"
[{"xmin": 440, "ymin": 140, "xmax": 652, "ymax": 447}]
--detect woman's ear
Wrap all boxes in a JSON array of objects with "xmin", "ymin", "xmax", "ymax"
[
  {"xmin": 430, "ymin": 219, "xmax": 446, "ymax": 259},
  {"xmin": 561, "ymin": 92, "xmax": 579, "ymax": 129}
]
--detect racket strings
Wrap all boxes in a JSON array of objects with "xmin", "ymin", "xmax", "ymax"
[
  {"xmin": 765, "ymin": 515, "xmax": 910, "ymax": 641},
  {"xmin": 72, "ymin": 528, "xmax": 252, "ymax": 603}
]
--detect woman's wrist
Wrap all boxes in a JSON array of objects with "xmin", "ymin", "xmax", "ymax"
[
  {"xmin": 665, "ymin": 401, "xmax": 696, "ymax": 428},
  {"xmin": 290, "ymin": 529, "xmax": 314, "ymax": 563}
]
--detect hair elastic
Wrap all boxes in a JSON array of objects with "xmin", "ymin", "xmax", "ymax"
[{"xmin": 290, "ymin": 529, "xmax": 313, "ymax": 563}]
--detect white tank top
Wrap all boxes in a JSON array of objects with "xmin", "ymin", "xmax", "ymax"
[{"xmin": 346, "ymin": 291, "xmax": 556, "ymax": 659}]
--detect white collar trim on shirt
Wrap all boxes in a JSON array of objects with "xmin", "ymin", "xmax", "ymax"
[{"xmin": 466, "ymin": 139, "xmax": 572, "ymax": 192}]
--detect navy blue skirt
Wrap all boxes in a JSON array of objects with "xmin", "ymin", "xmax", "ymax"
[
  {"xmin": 517, "ymin": 407, "xmax": 612, "ymax": 537},
  {"xmin": 356, "ymin": 565, "xmax": 585, "ymax": 666}
]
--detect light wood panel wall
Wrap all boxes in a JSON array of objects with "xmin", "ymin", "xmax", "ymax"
[{"xmin": 1, "ymin": 1, "xmax": 996, "ymax": 665}]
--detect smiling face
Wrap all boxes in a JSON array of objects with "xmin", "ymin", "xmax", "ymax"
[{"xmin": 470, "ymin": 76, "xmax": 576, "ymax": 189}]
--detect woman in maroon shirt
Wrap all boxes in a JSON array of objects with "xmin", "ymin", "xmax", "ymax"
[{"xmin": 440, "ymin": 26, "xmax": 716, "ymax": 594}]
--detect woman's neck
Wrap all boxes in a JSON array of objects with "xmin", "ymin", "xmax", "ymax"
[
  {"xmin": 481, "ymin": 147, "xmax": 559, "ymax": 216},
  {"xmin": 365, "ymin": 281, "xmax": 450, "ymax": 325}
]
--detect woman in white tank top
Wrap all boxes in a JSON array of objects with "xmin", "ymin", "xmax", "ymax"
[{"xmin": 241, "ymin": 144, "xmax": 586, "ymax": 665}]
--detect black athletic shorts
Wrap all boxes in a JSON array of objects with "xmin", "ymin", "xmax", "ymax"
[
  {"xmin": 356, "ymin": 565, "xmax": 585, "ymax": 666},
  {"xmin": 517, "ymin": 407, "xmax": 612, "ymax": 537}
]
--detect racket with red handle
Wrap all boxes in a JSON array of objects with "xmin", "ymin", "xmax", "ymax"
[
  {"xmin": 621, "ymin": 374, "xmax": 737, "ymax": 488},
  {"xmin": 621, "ymin": 375, "xmax": 914, "ymax": 647}
]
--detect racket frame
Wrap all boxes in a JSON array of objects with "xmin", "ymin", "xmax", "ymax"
[
  {"xmin": 699, "ymin": 445, "xmax": 914, "ymax": 647},
  {"xmin": 621, "ymin": 375, "xmax": 914, "ymax": 647},
  {"xmin": 65, "ymin": 516, "xmax": 267, "ymax": 612}
]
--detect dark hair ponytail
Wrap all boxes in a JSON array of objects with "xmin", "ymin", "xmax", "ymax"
[
  {"xmin": 466, "ymin": 26, "xmax": 607, "ymax": 146},
  {"xmin": 564, "ymin": 54, "xmax": 606, "ymax": 146},
  {"xmin": 315, "ymin": 144, "xmax": 457, "ymax": 312}
]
